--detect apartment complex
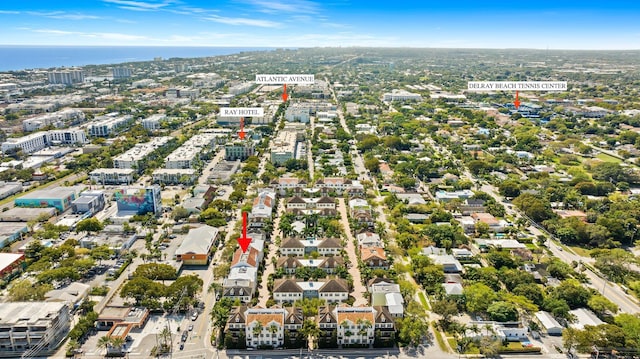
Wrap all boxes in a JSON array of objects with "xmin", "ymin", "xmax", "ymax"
[
  {"xmin": 113, "ymin": 136, "xmax": 172, "ymax": 170},
  {"xmin": 164, "ymin": 134, "xmax": 216, "ymax": 169},
  {"xmin": 224, "ymin": 141, "xmax": 255, "ymax": 161},
  {"xmin": 87, "ymin": 113, "xmax": 134, "ymax": 137},
  {"xmin": 47, "ymin": 69, "xmax": 84, "ymax": 85},
  {"xmin": 89, "ymin": 168, "xmax": 135, "ymax": 185},
  {"xmin": 270, "ymin": 130, "xmax": 302, "ymax": 165},
  {"xmin": 0, "ymin": 302, "xmax": 70, "ymax": 357},
  {"xmin": 1, "ymin": 129, "xmax": 87, "ymax": 154}
]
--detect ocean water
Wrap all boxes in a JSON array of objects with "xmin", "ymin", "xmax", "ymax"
[{"xmin": 0, "ymin": 46, "xmax": 274, "ymax": 71}]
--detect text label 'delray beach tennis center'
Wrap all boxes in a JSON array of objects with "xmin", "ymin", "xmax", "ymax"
[
  {"xmin": 255, "ymin": 74, "xmax": 314, "ymax": 84},
  {"xmin": 467, "ymin": 81, "xmax": 567, "ymax": 91}
]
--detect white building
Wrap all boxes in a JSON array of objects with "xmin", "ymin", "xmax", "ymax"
[
  {"xmin": 111, "ymin": 67, "xmax": 132, "ymax": 79},
  {"xmin": 48, "ymin": 69, "xmax": 84, "ymax": 85},
  {"xmin": 141, "ymin": 114, "xmax": 166, "ymax": 130},
  {"xmin": 152, "ymin": 168, "xmax": 197, "ymax": 185},
  {"xmin": 284, "ymin": 104, "xmax": 310, "ymax": 123},
  {"xmin": 1, "ymin": 132, "xmax": 47, "ymax": 154},
  {"xmin": 270, "ymin": 130, "xmax": 300, "ymax": 165},
  {"xmin": 164, "ymin": 134, "xmax": 216, "ymax": 169},
  {"xmin": 22, "ymin": 109, "xmax": 85, "ymax": 132},
  {"xmin": 113, "ymin": 136, "xmax": 172, "ymax": 170},
  {"xmin": 335, "ymin": 307, "xmax": 376, "ymax": 346},
  {"xmin": 89, "ymin": 168, "xmax": 135, "ymax": 185},
  {"xmin": 383, "ymin": 89, "xmax": 422, "ymax": 102},
  {"xmin": 88, "ymin": 113, "xmax": 133, "ymax": 137},
  {"xmin": 0, "ymin": 302, "xmax": 71, "ymax": 357},
  {"xmin": 47, "ymin": 128, "xmax": 87, "ymax": 146},
  {"xmin": 228, "ymin": 82, "xmax": 254, "ymax": 96},
  {"xmin": 245, "ymin": 308, "xmax": 286, "ymax": 348},
  {"xmin": 534, "ymin": 311, "xmax": 563, "ymax": 336}
]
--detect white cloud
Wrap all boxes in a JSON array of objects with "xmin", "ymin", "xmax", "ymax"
[
  {"xmin": 205, "ymin": 15, "xmax": 281, "ymax": 28},
  {"xmin": 27, "ymin": 11, "xmax": 102, "ymax": 20},
  {"xmin": 240, "ymin": 0, "xmax": 319, "ymax": 14},
  {"xmin": 31, "ymin": 28, "xmax": 148, "ymax": 41},
  {"xmin": 102, "ymin": 0, "xmax": 174, "ymax": 11},
  {"xmin": 0, "ymin": 10, "xmax": 20, "ymax": 14}
]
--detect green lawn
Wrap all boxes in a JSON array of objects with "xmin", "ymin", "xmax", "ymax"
[
  {"xmin": 418, "ymin": 292, "xmax": 430, "ymax": 310},
  {"xmin": 432, "ymin": 323, "xmax": 449, "ymax": 353},
  {"xmin": 567, "ymin": 245, "xmax": 591, "ymax": 257},
  {"xmin": 596, "ymin": 153, "xmax": 622, "ymax": 163}
]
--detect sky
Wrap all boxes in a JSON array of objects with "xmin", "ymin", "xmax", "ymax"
[{"xmin": 0, "ymin": 0, "xmax": 639, "ymax": 50}]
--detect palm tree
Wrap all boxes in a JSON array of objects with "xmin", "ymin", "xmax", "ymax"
[
  {"xmin": 160, "ymin": 326, "xmax": 172, "ymax": 350},
  {"xmin": 252, "ymin": 322, "xmax": 264, "ymax": 337},
  {"xmin": 483, "ymin": 323, "xmax": 495, "ymax": 338},
  {"xmin": 97, "ymin": 335, "xmax": 112, "ymax": 354},
  {"xmin": 356, "ymin": 318, "xmax": 373, "ymax": 336},
  {"xmin": 301, "ymin": 320, "xmax": 321, "ymax": 350},
  {"xmin": 110, "ymin": 337, "xmax": 126, "ymax": 353},
  {"xmin": 470, "ymin": 323, "xmax": 481, "ymax": 338}
]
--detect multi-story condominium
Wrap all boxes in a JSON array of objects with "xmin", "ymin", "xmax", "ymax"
[
  {"xmin": 272, "ymin": 279, "xmax": 349, "ymax": 304},
  {"xmin": 315, "ymin": 178, "xmax": 364, "ymax": 195},
  {"xmin": 152, "ymin": 168, "xmax": 197, "ymax": 185},
  {"xmin": 277, "ymin": 256, "xmax": 345, "ymax": 275},
  {"xmin": 1, "ymin": 132, "xmax": 47, "ymax": 154},
  {"xmin": 284, "ymin": 104, "xmax": 311, "ymax": 123},
  {"xmin": 48, "ymin": 69, "xmax": 84, "ymax": 85},
  {"xmin": 113, "ymin": 137, "xmax": 172, "ymax": 170},
  {"xmin": 0, "ymin": 302, "xmax": 70, "ymax": 357},
  {"xmin": 244, "ymin": 308, "xmax": 286, "ymax": 349},
  {"xmin": 1, "ymin": 127, "xmax": 90, "ymax": 154},
  {"xmin": 270, "ymin": 130, "xmax": 300, "ymax": 165},
  {"xmin": 228, "ymin": 82, "xmax": 254, "ymax": 96},
  {"xmin": 270, "ymin": 177, "xmax": 307, "ymax": 195},
  {"xmin": 89, "ymin": 168, "xmax": 135, "ymax": 185},
  {"xmin": 141, "ymin": 114, "xmax": 166, "ymax": 130},
  {"xmin": 382, "ymin": 89, "xmax": 422, "ymax": 102},
  {"xmin": 335, "ymin": 307, "xmax": 375, "ymax": 346},
  {"xmin": 164, "ymin": 134, "xmax": 216, "ymax": 169},
  {"xmin": 279, "ymin": 237, "xmax": 341, "ymax": 256},
  {"xmin": 47, "ymin": 128, "xmax": 87, "ymax": 145},
  {"xmin": 225, "ymin": 141, "xmax": 255, "ymax": 161},
  {"xmin": 88, "ymin": 113, "xmax": 133, "ymax": 137},
  {"xmin": 22, "ymin": 109, "xmax": 85, "ymax": 132},
  {"xmin": 166, "ymin": 87, "xmax": 199, "ymax": 100},
  {"xmin": 111, "ymin": 67, "xmax": 132, "ymax": 79},
  {"xmin": 286, "ymin": 196, "xmax": 337, "ymax": 216}
]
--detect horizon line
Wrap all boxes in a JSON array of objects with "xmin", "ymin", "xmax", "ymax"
[{"xmin": 1, "ymin": 44, "xmax": 640, "ymax": 51}]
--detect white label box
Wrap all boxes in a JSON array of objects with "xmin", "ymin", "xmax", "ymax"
[
  {"xmin": 255, "ymin": 74, "xmax": 314, "ymax": 84},
  {"xmin": 220, "ymin": 107, "xmax": 264, "ymax": 117},
  {"xmin": 467, "ymin": 81, "xmax": 567, "ymax": 91}
]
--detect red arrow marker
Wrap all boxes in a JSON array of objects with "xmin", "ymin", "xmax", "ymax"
[
  {"xmin": 514, "ymin": 91, "xmax": 521, "ymax": 110},
  {"xmin": 239, "ymin": 117, "xmax": 245, "ymax": 140},
  {"xmin": 282, "ymin": 84, "xmax": 288, "ymax": 102},
  {"xmin": 237, "ymin": 212, "xmax": 251, "ymax": 253}
]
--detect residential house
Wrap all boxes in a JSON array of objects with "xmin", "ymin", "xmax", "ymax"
[
  {"xmin": 370, "ymin": 281, "xmax": 404, "ymax": 318},
  {"xmin": 356, "ymin": 232, "xmax": 383, "ymax": 248},
  {"xmin": 460, "ymin": 199, "xmax": 486, "ymax": 215},
  {"xmin": 471, "ymin": 212, "xmax": 506, "ymax": 232},
  {"xmin": 222, "ymin": 279, "xmax": 254, "ymax": 303},
  {"xmin": 361, "ymin": 247, "xmax": 389, "ymax": 269},
  {"xmin": 428, "ymin": 254, "xmax": 464, "ymax": 273},
  {"xmin": 249, "ymin": 190, "xmax": 276, "ymax": 228}
]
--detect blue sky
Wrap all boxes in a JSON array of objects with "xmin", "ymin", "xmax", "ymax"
[{"xmin": 0, "ymin": 0, "xmax": 639, "ymax": 49}]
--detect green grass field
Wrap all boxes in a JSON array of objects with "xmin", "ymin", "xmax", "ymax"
[{"xmin": 596, "ymin": 153, "xmax": 622, "ymax": 163}]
